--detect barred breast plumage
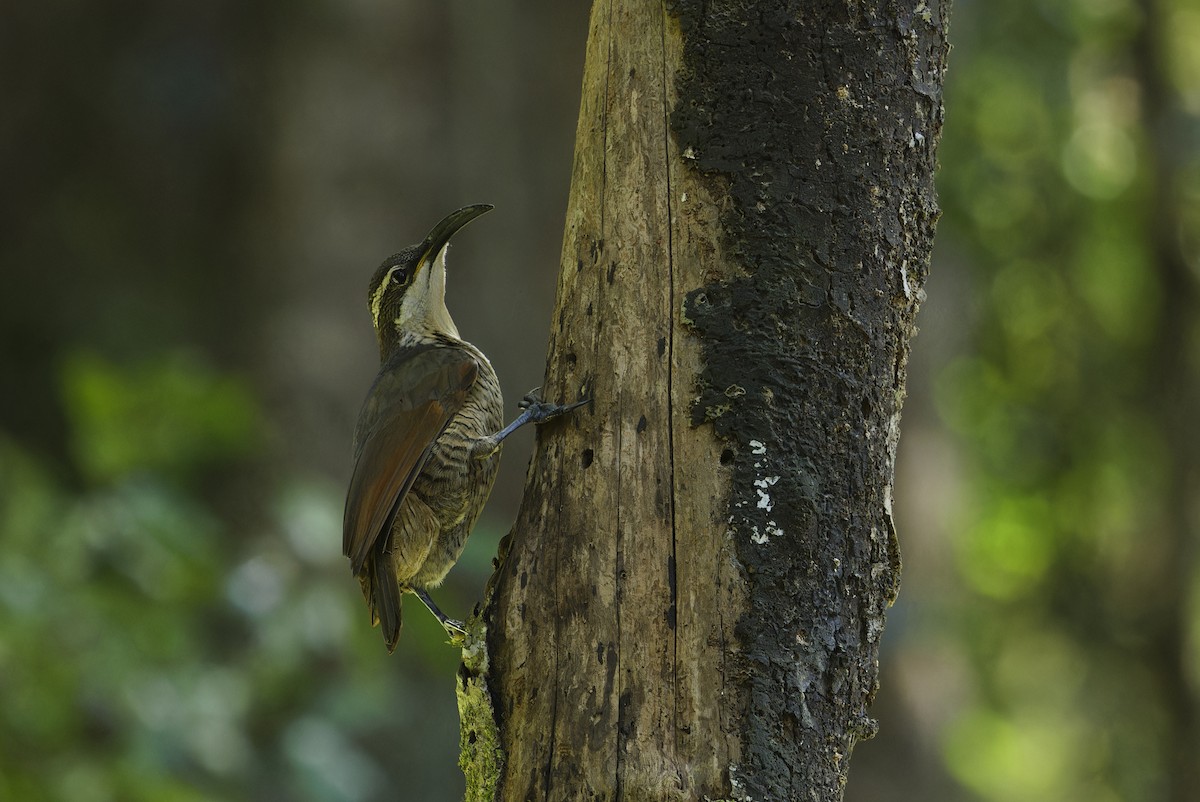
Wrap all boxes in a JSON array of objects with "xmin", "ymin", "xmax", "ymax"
[{"xmin": 400, "ymin": 342, "xmax": 503, "ymax": 588}]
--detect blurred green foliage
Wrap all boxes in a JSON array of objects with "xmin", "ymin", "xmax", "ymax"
[
  {"xmin": 3, "ymin": 0, "xmax": 1197, "ymax": 800},
  {"xmin": 0, "ymin": 2, "xmax": 570, "ymax": 799},
  {"xmin": 932, "ymin": 0, "xmax": 1200, "ymax": 799},
  {"xmin": 60, "ymin": 352, "xmax": 262, "ymax": 485},
  {"xmin": 0, "ymin": 351, "xmax": 497, "ymax": 801}
]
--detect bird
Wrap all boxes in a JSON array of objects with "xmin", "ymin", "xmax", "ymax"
[{"xmin": 343, "ymin": 204, "xmax": 585, "ymax": 652}]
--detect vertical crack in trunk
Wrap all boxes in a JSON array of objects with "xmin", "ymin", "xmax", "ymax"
[
  {"xmin": 602, "ymin": 4, "xmax": 621, "ymax": 799},
  {"xmin": 657, "ymin": 0, "xmax": 682, "ymax": 775},
  {"xmin": 468, "ymin": 2, "xmax": 945, "ymax": 800},
  {"xmin": 543, "ymin": 440, "xmax": 564, "ymax": 800},
  {"xmin": 614, "ymin": 419, "xmax": 625, "ymax": 800}
]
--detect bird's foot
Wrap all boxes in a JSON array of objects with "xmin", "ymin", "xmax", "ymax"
[
  {"xmin": 518, "ymin": 388, "xmax": 590, "ymax": 424},
  {"xmin": 414, "ymin": 588, "xmax": 466, "ymax": 644},
  {"xmin": 441, "ymin": 617, "xmax": 468, "ymax": 646},
  {"xmin": 474, "ymin": 389, "xmax": 590, "ymax": 459}
]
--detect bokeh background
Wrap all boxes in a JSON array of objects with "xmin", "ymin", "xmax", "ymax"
[{"xmin": 2, "ymin": 1, "xmax": 1197, "ymax": 800}]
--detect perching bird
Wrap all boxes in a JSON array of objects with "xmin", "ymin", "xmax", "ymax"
[{"xmin": 343, "ymin": 204, "xmax": 584, "ymax": 652}]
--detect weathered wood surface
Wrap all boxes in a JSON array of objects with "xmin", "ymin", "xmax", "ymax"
[{"xmin": 459, "ymin": 1, "xmax": 948, "ymax": 800}]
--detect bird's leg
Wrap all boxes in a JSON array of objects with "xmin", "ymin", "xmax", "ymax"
[
  {"xmin": 473, "ymin": 389, "xmax": 589, "ymax": 459},
  {"xmin": 413, "ymin": 588, "xmax": 466, "ymax": 641}
]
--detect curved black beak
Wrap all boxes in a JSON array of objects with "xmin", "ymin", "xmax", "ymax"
[{"xmin": 419, "ymin": 204, "xmax": 494, "ymax": 264}]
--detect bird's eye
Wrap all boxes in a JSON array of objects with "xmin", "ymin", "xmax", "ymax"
[{"xmin": 391, "ymin": 268, "xmax": 408, "ymax": 285}]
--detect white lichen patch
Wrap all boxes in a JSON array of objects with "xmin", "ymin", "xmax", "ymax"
[
  {"xmin": 866, "ymin": 611, "xmax": 886, "ymax": 644},
  {"xmin": 749, "ymin": 520, "xmax": 784, "ymax": 546},
  {"xmin": 744, "ymin": 439, "xmax": 784, "ymax": 537},
  {"xmin": 754, "ymin": 475, "xmax": 779, "ymax": 511},
  {"xmin": 755, "ymin": 489, "xmax": 770, "ymax": 510},
  {"xmin": 724, "ymin": 764, "xmax": 757, "ymax": 802}
]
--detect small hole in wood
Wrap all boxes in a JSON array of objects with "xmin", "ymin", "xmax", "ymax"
[
  {"xmin": 720, "ymin": 448, "xmax": 734, "ymax": 465},
  {"xmin": 582, "ymin": 448, "xmax": 594, "ymax": 469}
]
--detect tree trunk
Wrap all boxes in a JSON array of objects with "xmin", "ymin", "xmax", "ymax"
[{"xmin": 458, "ymin": 1, "xmax": 948, "ymax": 799}]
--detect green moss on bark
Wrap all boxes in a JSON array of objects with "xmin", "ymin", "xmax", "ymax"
[{"xmin": 456, "ymin": 614, "xmax": 503, "ymax": 802}]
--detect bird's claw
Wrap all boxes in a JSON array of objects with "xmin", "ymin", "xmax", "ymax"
[
  {"xmin": 517, "ymin": 388, "xmax": 543, "ymax": 410},
  {"xmin": 442, "ymin": 618, "xmax": 467, "ymax": 645},
  {"xmin": 519, "ymin": 390, "xmax": 590, "ymax": 425}
]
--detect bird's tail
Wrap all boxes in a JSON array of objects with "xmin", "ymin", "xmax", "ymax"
[{"xmin": 359, "ymin": 553, "xmax": 403, "ymax": 652}]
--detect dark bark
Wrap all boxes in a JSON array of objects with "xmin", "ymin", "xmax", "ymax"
[
  {"xmin": 672, "ymin": 2, "xmax": 946, "ymax": 797},
  {"xmin": 458, "ymin": 1, "xmax": 949, "ymax": 799}
]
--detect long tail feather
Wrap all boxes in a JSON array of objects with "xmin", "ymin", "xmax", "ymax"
[{"xmin": 370, "ymin": 553, "xmax": 403, "ymax": 652}]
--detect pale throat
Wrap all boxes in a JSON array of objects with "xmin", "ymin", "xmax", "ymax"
[{"xmin": 393, "ymin": 245, "xmax": 460, "ymax": 340}]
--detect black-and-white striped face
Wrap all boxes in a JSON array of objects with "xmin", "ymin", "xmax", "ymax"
[
  {"xmin": 365, "ymin": 205, "xmax": 492, "ymax": 341},
  {"xmin": 366, "ymin": 242, "xmax": 458, "ymax": 338},
  {"xmin": 367, "ymin": 246, "xmax": 419, "ymax": 329}
]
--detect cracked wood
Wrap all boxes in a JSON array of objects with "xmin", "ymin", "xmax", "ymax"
[{"xmin": 468, "ymin": 0, "xmax": 948, "ymax": 800}]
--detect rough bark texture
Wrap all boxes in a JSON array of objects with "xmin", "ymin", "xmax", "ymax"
[{"xmin": 458, "ymin": 1, "xmax": 948, "ymax": 800}]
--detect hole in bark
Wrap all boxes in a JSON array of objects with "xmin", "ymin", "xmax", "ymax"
[
  {"xmin": 862, "ymin": 396, "xmax": 872, "ymax": 417},
  {"xmin": 566, "ymin": 352, "xmax": 577, "ymax": 367},
  {"xmin": 636, "ymin": 415, "xmax": 648, "ymax": 433},
  {"xmin": 581, "ymin": 448, "xmax": 594, "ymax": 469},
  {"xmin": 720, "ymin": 448, "xmax": 734, "ymax": 465},
  {"xmin": 468, "ymin": 731, "xmax": 477, "ymax": 745}
]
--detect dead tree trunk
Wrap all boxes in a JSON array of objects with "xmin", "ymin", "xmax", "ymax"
[{"xmin": 458, "ymin": 1, "xmax": 948, "ymax": 799}]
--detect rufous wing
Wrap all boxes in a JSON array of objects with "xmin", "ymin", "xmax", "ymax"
[{"xmin": 342, "ymin": 346, "xmax": 478, "ymax": 576}]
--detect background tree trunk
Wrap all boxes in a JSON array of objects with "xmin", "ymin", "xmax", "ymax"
[{"xmin": 459, "ymin": 1, "xmax": 949, "ymax": 799}]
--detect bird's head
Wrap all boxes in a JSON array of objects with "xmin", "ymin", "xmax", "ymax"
[{"xmin": 366, "ymin": 204, "xmax": 493, "ymax": 354}]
